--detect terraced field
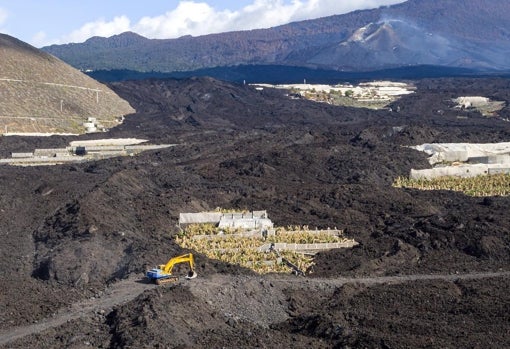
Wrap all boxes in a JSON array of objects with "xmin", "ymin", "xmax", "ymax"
[{"xmin": 176, "ymin": 224, "xmax": 356, "ymax": 274}]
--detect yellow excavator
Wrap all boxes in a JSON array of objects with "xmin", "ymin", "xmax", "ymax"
[{"xmin": 146, "ymin": 253, "xmax": 197, "ymax": 285}]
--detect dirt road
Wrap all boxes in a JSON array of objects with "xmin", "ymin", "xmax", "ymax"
[
  {"xmin": 0, "ymin": 276, "xmax": 156, "ymax": 347},
  {"xmin": 1, "ymin": 270, "xmax": 509, "ymax": 347}
]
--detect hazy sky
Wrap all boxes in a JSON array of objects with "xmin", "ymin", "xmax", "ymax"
[{"xmin": 0, "ymin": 0, "xmax": 406, "ymax": 47}]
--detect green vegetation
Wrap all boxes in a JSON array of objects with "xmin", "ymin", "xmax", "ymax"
[
  {"xmin": 394, "ymin": 174, "xmax": 510, "ymax": 197},
  {"xmin": 298, "ymin": 87, "xmax": 395, "ymax": 110},
  {"xmin": 328, "ymin": 94, "xmax": 390, "ymax": 110}
]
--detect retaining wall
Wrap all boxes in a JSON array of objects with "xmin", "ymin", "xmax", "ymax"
[
  {"xmin": 411, "ymin": 164, "xmax": 510, "ymax": 179},
  {"xmin": 179, "ymin": 210, "xmax": 269, "ymax": 226},
  {"xmin": 257, "ymin": 241, "xmax": 359, "ymax": 254}
]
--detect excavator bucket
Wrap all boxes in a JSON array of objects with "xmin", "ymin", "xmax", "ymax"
[{"xmin": 186, "ymin": 270, "xmax": 197, "ymax": 279}]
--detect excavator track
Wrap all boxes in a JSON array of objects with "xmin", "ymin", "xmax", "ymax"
[{"xmin": 155, "ymin": 276, "xmax": 179, "ymax": 285}]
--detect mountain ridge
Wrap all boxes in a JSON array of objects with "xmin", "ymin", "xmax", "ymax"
[{"xmin": 42, "ymin": 0, "xmax": 510, "ymax": 73}]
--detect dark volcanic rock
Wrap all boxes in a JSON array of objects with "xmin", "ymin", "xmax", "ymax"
[{"xmin": 1, "ymin": 76, "xmax": 510, "ymax": 348}]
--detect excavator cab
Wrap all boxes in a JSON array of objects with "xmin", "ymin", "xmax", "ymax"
[{"xmin": 146, "ymin": 253, "xmax": 197, "ymax": 285}]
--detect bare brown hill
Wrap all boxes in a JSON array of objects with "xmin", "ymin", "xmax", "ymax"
[{"xmin": 0, "ymin": 34, "xmax": 134, "ymax": 135}]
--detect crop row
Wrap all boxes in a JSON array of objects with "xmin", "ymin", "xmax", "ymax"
[
  {"xmin": 206, "ymin": 249, "xmax": 314, "ymax": 274},
  {"xmin": 393, "ymin": 174, "xmax": 510, "ymax": 197},
  {"xmin": 176, "ymin": 231, "xmax": 348, "ymax": 250},
  {"xmin": 176, "ymin": 226, "xmax": 349, "ymax": 274}
]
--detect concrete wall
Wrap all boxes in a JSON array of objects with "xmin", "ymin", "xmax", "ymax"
[
  {"xmin": 454, "ymin": 96, "xmax": 490, "ymax": 108},
  {"xmin": 11, "ymin": 152, "xmax": 33, "ymax": 158},
  {"xmin": 488, "ymin": 168, "xmax": 510, "ymax": 175},
  {"xmin": 179, "ymin": 212, "xmax": 224, "ymax": 225},
  {"xmin": 33, "ymin": 148, "xmax": 71, "ymax": 157},
  {"xmin": 469, "ymin": 155, "xmax": 510, "ymax": 165},
  {"xmin": 257, "ymin": 241, "xmax": 359, "ymax": 254},
  {"xmin": 69, "ymin": 138, "xmax": 147, "ymax": 147},
  {"xmin": 1, "ymin": 141, "xmax": 174, "ymax": 167},
  {"xmin": 410, "ymin": 142, "xmax": 510, "ymax": 179},
  {"xmin": 410, "ymin": 164, "xmax": 510, "ymax": 179},
  {"xmin": 179, "ymin": 211, "xmax": 269, "ymax": 226},
  {"xmin": 410, "ymin": 165, "xmax": 488, "ymax": 179},
  {"xmin": 218, "ymin": 218, "xmax": 273, "ymax": 230},
  {"xmin": 413, "ymin": 142, "xmax": 510, "ymax": 164}
]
